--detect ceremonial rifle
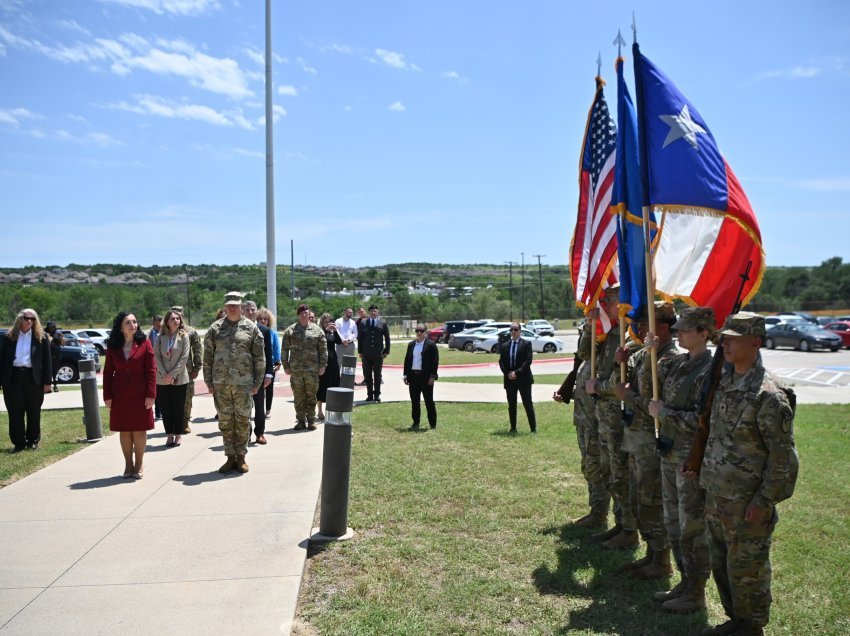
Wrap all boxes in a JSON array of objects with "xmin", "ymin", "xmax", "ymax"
[
  {"xmin": 681, "ymin": 261, "xmax": 752, "ymax": 475},
  {"xmin": 555, "ymin": 353, "xmax": 583, "ymax": 405}
]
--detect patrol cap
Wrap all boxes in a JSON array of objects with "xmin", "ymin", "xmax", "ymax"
[
  {"xmin": 170, "ymin": 305, "xmax": 184, "ymax": 313},
  {"xmin": 224, "ymin": 291, "xmax": 243, "ymax": 306},
  {"xmin": 719, "ymin": 312, "xmax": 766, "ymax": 337},
  {"xmin": 637, "ymin": 301, "xmax": 677, "ymax": 323},
  {"xmin": 602, "ymin": 283, "xmax": 620, "ymax": 298},
  {"xmin": 673, "ymin": 306, "xmax": 716, "ymax": 333}
]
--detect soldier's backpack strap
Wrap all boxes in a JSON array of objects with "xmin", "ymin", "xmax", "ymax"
[{"xmin": 668, "ymin": 358, "xmax": 712, "ymax": 410}]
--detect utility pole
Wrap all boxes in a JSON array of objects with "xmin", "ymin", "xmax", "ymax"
[
  {"xmin": 184, "ymin": 265, "xmax": 191, "ymax": 324},
  {"xmin": 505, "ymin": 261, "xmax": 517, "ymax": 321},
  {"xmin": 521, "ymin": 252, "xmax": 525, "ymax": 323},
  {"xmin": 533, "ymin": 254, "xmax": 545, "ymax": 318},
  {"xmin": 264, "ymin": 0, "xmax": 278, "ymax": 321}
]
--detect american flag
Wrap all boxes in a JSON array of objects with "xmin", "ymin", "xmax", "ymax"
[{"xmin": 570, "ymin": 77, "xmax": 619, "ymax": 314}]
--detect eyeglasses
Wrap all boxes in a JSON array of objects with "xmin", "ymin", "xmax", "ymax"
[
  {"xmin": 22, "ymin": 316, "xmax": 35, "ymax": 322},
  {"xmin": 415, "ymin": 328, "xmax": 426, "ymax": 333}
]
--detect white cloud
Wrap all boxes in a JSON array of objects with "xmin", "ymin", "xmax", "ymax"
[
  {"xmin": 797, "ymin": 177, "xmax": 850, "ymax": 192},
  {"xmin": 99, "ymin": 0, "xmax": 221, "ymax": 16},
  {"xmin": 757, "ymin": 65, "xmax": 822, "ymax": 80},
  {"xmin": 87, "ymin": 132, "xmax": 121, "ymax": 148},
  {"xmin": 56, "ymin": 19, "xmax": 91, "ymax": 36},
  {"xmin": 388, "ymin": 101, "xmax": 405, "ymax": 112},
  {"xmin": 375, "ymin": 48, "xmax": 407, "ymax": 69},
  {"xmin": 344, "ymin": 105, "xmax": 353, "ymax": 112},
  {"xmin": 66, "ymin": 114, "xmax": 87, "ymax": 123},
  {"xmin": 244, "ymin": 47, "xmax": 264, "ymax": 66},
  {"xmin": 0, "ymin": 106, "xmax": 37, "ymax": 126},
  {"xmin": 255, "ymin": 104, "xmax": 286, "ymax": 126},
  {"xmin": 297, "ymin": 57, "xmax": 317, "ymax": 75},
  {"xmin": 442, "ymin": 69, "xmax": 470, "ymax": 85},
  {"xmin": 107, "ymin": 95, "xmax": 255, "ymax": 129},
  {"xmin": 234, "ymin": 147, "xmax": 264, "ymax": 159},
  {"xmin": 277, "ymin": 85, "xmax": 297, "ymax": 96}
]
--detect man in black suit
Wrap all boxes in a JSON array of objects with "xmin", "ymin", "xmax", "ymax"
[
  {"xmin": 242, "ymin": 301, "xmax": 274, "ymax": 444},
  {"xmin": 499, "ymin": 322, "xmax": 537, "ymax": 434},
  {"xmin": 358, "ymin": 304, "xmax": 391, "ymax": 402},
  {"xmin": 403, "ymin": 322, "xmax": 439, "ymax": 430}
]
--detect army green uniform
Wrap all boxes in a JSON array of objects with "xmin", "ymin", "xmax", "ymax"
[
  {"xmin": 203, "ymin": 317, "xmax": 266, "ymax": 457},
  {"xmin": 657, "ymin": 349, "xmax": 712, "ymax": 585},
  {"xmin": 701, "ymin": 353, "xmax": 798, "ymax": 631},
  {"xmin": 594, "ymin": 322, "xmax": 637, "ymax": 535},
  {"xmin": 281, "ymin": 321, "xmax": 328, "ymax": 426},
  {"xmin": 622, "ymin": 339, "xmax": 679, "ymax": 559},
  {"xmin": 183, "ymin": 325, "xmax": 203, "ymax": 430},
  {"xmin": 572, "ymin": 328, "xmax": 610, "ymax": 520}
]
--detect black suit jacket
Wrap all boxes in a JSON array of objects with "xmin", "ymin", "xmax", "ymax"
[
  {"xmin": 499, "ymin": 337, "xmax": 534, "ymax": 388},
  {"xmin": 358, "ymin": 317, "xmax": 391, "ymax": 358},
  {"xmin": 0, "ymin": 332, "xmax": 52, "ymax": 389},
  {"xmin": 403, "ymin": 338, "xmax": 439, "ymax": 380}
]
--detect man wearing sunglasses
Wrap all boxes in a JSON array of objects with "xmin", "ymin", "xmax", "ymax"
[
  {"xmin": 499, "ymin": 322, "xmax": 536, "ymax": 434},
  {"xmin": 403, "ymin": 323, "xmax": 439, "ymax": 430}
]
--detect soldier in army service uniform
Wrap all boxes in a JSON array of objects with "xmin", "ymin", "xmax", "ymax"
[
  {"xmin": 203, "ymin": 292, "xmax": 267, "ymax": 474},
  {"xmin": 281, "ymin": 304, "xmax": 328, "ymax": 430},
  {"xmin": 696, "ymin": 312, "xmax": 799, "ymax": 636}
]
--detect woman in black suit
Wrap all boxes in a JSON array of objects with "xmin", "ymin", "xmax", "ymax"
[
  {"xmin": 1, "ymin": 308, "xmax": 53, "ymax": 452},
  {"xmin": 315, "ymin": 313, "xmax": 341, "ymax": 420}
]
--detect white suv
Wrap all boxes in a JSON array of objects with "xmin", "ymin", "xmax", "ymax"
[
  {"xmin": 526, "ymin": 320, "xmax": 555, "ymax": 336},
  {"xmin": 73, "ymin": 328, "xmax": 110, "ymax": 354}
]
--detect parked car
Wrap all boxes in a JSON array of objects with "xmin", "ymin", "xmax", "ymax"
[
  {"xmin": 525, "ymin": 319, "xmax": 555, "ymax": 336},
  {"xmin": 792, "ymin": 311, "xmax": 819, "ymax": 324},
  {"xmin": 0, "ymin": 328, "xmax": 100, "ymax": 383},
  {"xmin": 440, "ymin": 320, "xmax": 488, "ymax": 343},
  {"xmin": 824, "ymin": 321, "xmax": 850, "ymax": 348},
  {"xmin": 427, "ymin": 326, "xmax": 445, "ymax": 342},
  {"xmin": 73, "ymin": 328, "xmax": 110, "ymax": 354},
  {"xmin": 448, "ymin": 327, "xmax": 501, "ymax": 352},
  {"xmin": 764, "ymin": 315, "xmax": 805, "ymax": 328},
  {"xmin": 764, "ymin": 323, "xmax": 842, "ymax": 352},
  {"xmin": 473, "ymin": 327, "xmax": 565, "ymax": 354}
]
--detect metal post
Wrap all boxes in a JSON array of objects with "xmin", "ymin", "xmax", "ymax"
[
  {"xmin": 79, "ymin": 358, "xmax": 103, "ymax": 442},
  {"xmin": 340, "ymin": 354, "xmax": 357, "ymax": 390},
  {"xmin": 313, "ymin": 387, "xmax": 355, "ymax": 542}
]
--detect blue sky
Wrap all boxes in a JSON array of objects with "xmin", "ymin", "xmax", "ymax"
[{"xmin": 1, "ymin": 0, "xmax": 848, "ymax": 269}]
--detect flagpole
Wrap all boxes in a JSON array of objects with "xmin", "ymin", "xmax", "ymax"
[{"xmin": 632, "ymin": 35, "xmax": 662, "ymax": 438}]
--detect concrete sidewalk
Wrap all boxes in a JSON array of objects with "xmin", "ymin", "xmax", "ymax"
[{"xmin": 2, "ymin": 366, "xmax": 848, "ymax": 635}]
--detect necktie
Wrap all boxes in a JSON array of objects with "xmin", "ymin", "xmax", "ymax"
[{"xmin": 511, "ymin": 341, "xmax": 517, "ymax": 367}]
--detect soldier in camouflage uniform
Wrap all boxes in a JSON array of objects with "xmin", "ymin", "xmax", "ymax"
[
  {"xmin": 648, "ymin": 306, "xmax": 715, "ymax": 611},
  {"xmin": 586, "ymin": 284, "xmax": 638, "ymax": 548},
  {"xmin": 171, "ymin": 306, "xmax": 202, "ymax": 435},
  {"xmin": 698, "ymin": 313, "xmax": 798, "ymax": 636},
  {"xmin": 281, "ymin": 304, "xmax": 328, "ymax": 431},
  {"xmin": 203, "ymin": 292, "xmax": 267, "ymax": 474},
  {"xmin": 615, "ymin": 301, "xmax": 679, "ymax": 579},
  {"xmin": 556, "ymin": 324, "xmax": 610, "ymax": 529}
]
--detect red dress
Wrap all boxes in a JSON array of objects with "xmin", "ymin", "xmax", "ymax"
[{"xmin": 103, "ymin": 340, "xmax": 157, "ymax": 432}]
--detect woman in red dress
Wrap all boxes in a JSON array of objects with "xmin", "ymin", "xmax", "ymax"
[{"xmin": 103, "ymin": 312, "xmax": 156, "ymax": 479}]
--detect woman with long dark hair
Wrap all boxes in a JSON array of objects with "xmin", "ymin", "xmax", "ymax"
[
  {"xmin": 153, "ymin": 309, "xmax": 191, "ymax": 447},
  {"xmin": 103, "ymin": 312, "xmax": 156, "ymax": 479},
  {"xmin": 315, "ymin": 312, "xmax": 341, "ymax": 420}
]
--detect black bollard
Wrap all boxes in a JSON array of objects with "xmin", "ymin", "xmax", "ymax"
[
  {"xmin": 314, "ymin": 387, "xmax": 355, "ymax": 542},
  {"xmin": 340, "ymin": 354, "xmax": 357, "ymax": 390},
  {"xmin": 79, "ymin": 358, "xmax": 103, "ymax": 442}
]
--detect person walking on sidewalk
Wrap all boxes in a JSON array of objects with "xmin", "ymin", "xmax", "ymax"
[
  {"xmin": 204, "ymin": 292, "xmax": 266, "ymax": 474},
  {"xmin": 281, "ymin": 304, "xmax": 327, "ymax": 430},
  {"xmin": 403, "ymin": 322, "xmax": 439, "ymax": 430}
]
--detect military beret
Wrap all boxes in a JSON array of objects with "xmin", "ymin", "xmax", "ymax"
[
  {"xmin": 719, "ymin": 311, "xmax": 766, "ymax": 337},
  {"xmin": 224, "ymin": 291, "xmax": 243, "ymax": 306},
  {"xmin": 673, "ymin": 306, "xmax": 716, "ymax": 333}
]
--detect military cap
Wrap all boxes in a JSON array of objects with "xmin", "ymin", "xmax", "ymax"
[
  {"xmin": 603, "ymin": 283, "xmax": 620, "ymax": 297},
  {"xmin": 170, "ymin": 305, "xmax": 184, "ymax": 313},
  {"xmin": 224, "ymin": 291, "xmax": 244, "ymax": 306},
  {"xmin": 637, "ymin": 300, "xmax": 676, "ymax": 323},
  {"xmin": 673, "ymin": 306, "xmax": 716, "ymax": 333},
  {"xmin": 718, "ymin": 311, "xmax": 766, "ymax": 337}
]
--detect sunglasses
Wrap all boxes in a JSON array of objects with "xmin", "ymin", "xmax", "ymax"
[
  {"xmin": 510, "ymin": 327, "xmax": 520, "ymax": 331},
  {"xmin": 415, "ymin": 328, "xmax": 426, "ymax": 333},
  {"xmin": 22, "ymin": 316, "xmax": 35, "ymax": 322}
]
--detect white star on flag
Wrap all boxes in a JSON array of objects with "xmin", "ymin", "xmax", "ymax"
[{"xmin": 659, "ymin": 104, "xmax": 707, "ymax": 150}]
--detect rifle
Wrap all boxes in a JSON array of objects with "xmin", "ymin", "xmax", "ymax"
[
  {"xmin": 681, "ymin": 261, "xmax": 752, "ymax": 475},
  {"xmin": 555, "ymin": 354, "xmax": 583, "ymax": 405}
]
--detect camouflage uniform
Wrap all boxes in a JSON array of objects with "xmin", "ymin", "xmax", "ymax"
[
  {"xmin": 621, "ymin": 333, "xmax": 679, "ymax": 558},
  {"xmin": 182, "ymin": 325, "xmax": 203, "ymax": 430},
  {"xmin": 594, "ymin": 321, "xmax": 637, "ymax": 536},
  {"xmin": 572, "ymin": 328, "xmax": 610, "ymax": 521},
  {"xmin": 700, "ymin": 313, "xmax": 798, "ymax": 632},
  {"xmin": 203, "ymin": 302, "xmax": 266, "ymax": 459},
  {"xmin": 281, "ymin": 321, "xmax": 328, "ymax": 427}
]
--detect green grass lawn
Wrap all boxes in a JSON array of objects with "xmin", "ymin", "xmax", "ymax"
[
  {"xmin": 0, "ymin": 408, "xmax": 111, "ymax": 487},
  {"xmin": 442, "ymin": 374, "xmax": 565, "ymax": 385},
  {"xmin": 294, "ymin": 403, "xmax": 849, "ymax": 636}
]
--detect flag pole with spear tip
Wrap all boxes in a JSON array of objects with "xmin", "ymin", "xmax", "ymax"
[{"xmin": 613, "ymin": 28, "xmax": 628, "ymax": 389}]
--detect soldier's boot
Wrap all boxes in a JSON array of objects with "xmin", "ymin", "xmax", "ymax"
[
  {"xmin": 662, "ymin": 577, "xmax": 707, "ymax": 613},
  {"xmin": 183, "ymin": 423, "xmax": 192, "ymax": 434},
  {"xmin": 729, "ymin": 623, "xmax": 764, "ymax": 636},
  {"xmin": 602, "ymin": 528, "xmax": 639, "ymax": 550},
  {"xmin": 631, "ymin": 548, "xmax": 674, "ymax": 580},
  {"xmin": 294, "ymin": 418, "xmax": 307, "ymax": 430},
  {"xmin": 619, "ymin": 546, "xmax": 653, "ymax": 572},
  {"xmin": 653, "ymin": 576, "xmax": 689, "ymax": 602},
  {"xmin": 234, "ymin": 455, "xmax": 249, "ymax": 474},
  {"xmin": 219, "ymin": 456, "xmax": 237, "ymax": 474},
  {"xmin": 591, "ymin": 523, "xmax": 622, "ymax": 543},
  {"xmin": 307, "ymin": 418, "xmax": 317, "ymax": 431},
  {"xmin": 573, "ymin": 512, "xmax": 607, "ymax": 529},
  {"xmin": 700, "ymin": 620, "xmax": 739, "ymax": 636}
]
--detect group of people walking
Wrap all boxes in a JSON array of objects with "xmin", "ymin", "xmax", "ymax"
[{"xmin": 561, "ymin": 284, "xmax": 799, "ymax": 636}]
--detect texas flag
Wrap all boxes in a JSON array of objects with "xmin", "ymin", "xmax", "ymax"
[{"xmin": 633, "ymin": 44, "xmax": 764, "ymax": 325}]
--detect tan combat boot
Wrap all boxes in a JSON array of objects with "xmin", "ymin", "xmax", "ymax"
[
  {"xmin": 591, "ymin": 523, "xmax": 622, "ymax": 543},
  {"xmin": 662, "ymin": 577, "xmax": 707, "ymax": 613},
  {"xmin": 235, "ymin": 455, "xmax": 249, "ymax": 473},
  {"xmin": 219, "ymin": 455, "xmax": 237, "ymax": 474},
  {"xmin": 631, "ymin": 547, "xmax": 674, "ymax": 580},
  {"xmin": 602, "ymin": 528, "xmax": 639, "ymax": 550},
  {"xmin": 653, "ymin": 576, "xmax": 688, "ymax": 602},
  {"xmin": 700, "ymin": 620, "xmax": 739, "ymax": 636},
  {"xmin": 619, "ymin": 546, "xmax": 653, "ymax": 572},
  {"xmin": 573, "ymin": 512, "xmax": 607, "ymax": 529}
]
